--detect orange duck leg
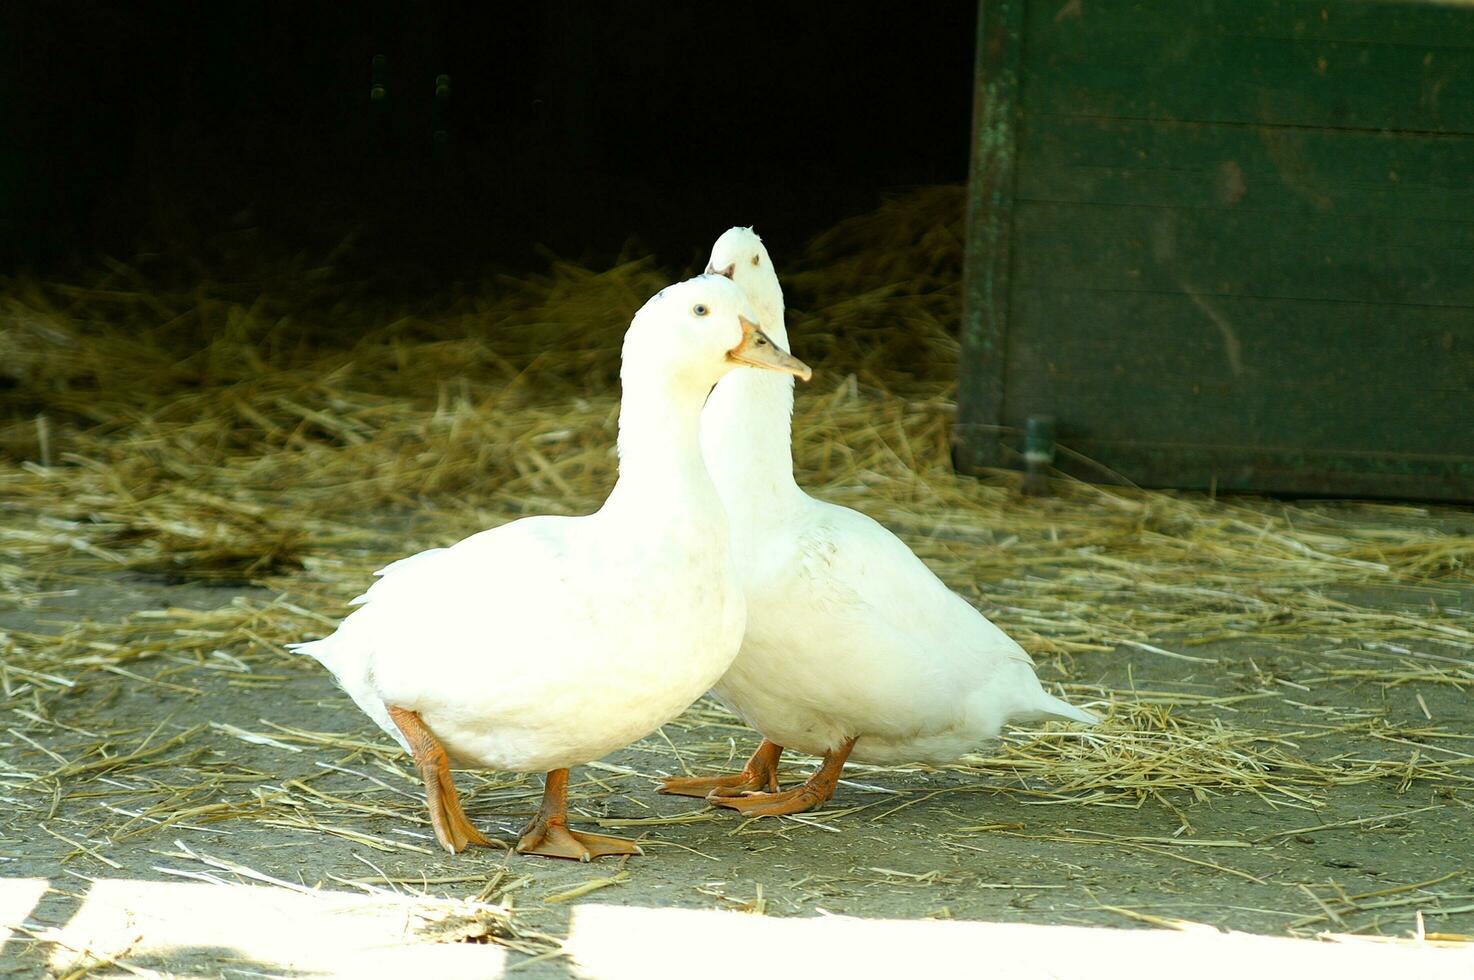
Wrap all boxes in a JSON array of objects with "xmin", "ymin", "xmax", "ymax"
[
  {"xmin": 659, "ymin": 739, "xmax": 783, "ymax": 799},
  {"xmin": 517, "ymin": 768, "xmax": 643, "ymax": 862},
  {"xmin": 709, "ymin": 737, "xmax": 856, "ymax": 818},
  {"xmin": 388, "ymin": 704, "xmax": 500, "ymax": 853}
]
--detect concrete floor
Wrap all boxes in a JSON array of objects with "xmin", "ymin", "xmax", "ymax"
[{"xmin": 2, "ymin": 563, "xmax": 1472, "ymax": 978}]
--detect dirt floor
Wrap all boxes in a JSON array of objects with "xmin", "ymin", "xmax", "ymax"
[
  {"xmin": 1, "ymin": 194, "xmax": 1471, "ymax": 976},
  {"xmin": 3, "ymin": 534, "xmax": 1472, "ymax": 977}
]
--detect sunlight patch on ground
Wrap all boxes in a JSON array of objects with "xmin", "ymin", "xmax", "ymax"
[
  {"xmin": 2, "ymin": 876, "xmax": 509, "ymax": 978},
  {"xmin": 565, "ymin": 904, "xmax": 1474, "ymax": 980},
  {"xmin": 0, "ymin": 878, "xmax": 49, "ymax": 954}
]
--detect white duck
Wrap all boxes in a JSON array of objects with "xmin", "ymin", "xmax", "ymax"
[
  {"xmin": 660, "ymin": 228, "xmax": 1096, "ymax": 816},
  {"xmin": 294, "ymin": 273, "xmax": 811, "ymax": 859}
]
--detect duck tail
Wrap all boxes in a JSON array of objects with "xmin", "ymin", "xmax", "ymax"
[
  {"xmin": 288, "ymin": 635, "xmax": 343, "ymax": 674},
  {"xmin": 1031, "ymin": 689, "xmax": 1099, "ymax": 726},
  {"xmin": 286, "ymin": 637, "xmax": 324, "ymax": 660}
]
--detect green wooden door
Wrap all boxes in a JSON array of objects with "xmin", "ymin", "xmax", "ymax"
[{"xmin": 956, "ymin": 0, "xmax": 1474, "ymax": 501}]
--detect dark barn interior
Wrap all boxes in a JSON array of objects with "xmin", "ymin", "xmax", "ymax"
[
  {"xmin": 0, "ymin": 2, "xmax": 975, "ymax": 281},
  {"xmin": 1, "ymin": 3, "xmax": 1472, "ymax": 976}
]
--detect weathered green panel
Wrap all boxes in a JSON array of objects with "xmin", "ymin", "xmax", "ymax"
[
  {"xmin": 1013, "ymin": 200, "xmax": 1474, "ymax": 306},
  {"xmin": 1005, "ymin": 287, "xmax": 1472, "ymax": 453},
  {"xmin": 1027, "ymin": 0, "xmax": 1474, "ymax": 50},
  {"xmin": 956, "ymin": 0, "xmax": 1474, "ymax": 502},
  {"xmin": 956, "ymin": 0, "xmax": 1024, "ymax": 473},
  {"xmin": 1023, "ymin": 1, "xmax": 1474, "ymax": 133},
  {"xmin": 1046, "ymin": 443, "xmax": 1474, "ymax": 502},
  {"xmin": 1017, "ymin": 118, "xmax": 1474, "ymax": 221}
]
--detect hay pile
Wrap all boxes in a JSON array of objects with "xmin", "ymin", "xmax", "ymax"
[
  {"xmin": 3, "ymin": 179, "xmax": 1471, "ymax": 704},
  {"xmin": 1, "ymin": 187, "xmax": 1472, "ymax": 947}
]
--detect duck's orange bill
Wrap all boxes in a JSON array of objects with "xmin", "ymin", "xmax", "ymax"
[{"xmin": 727, "ymin": 316, "xmax": 812, "ymax": 381}]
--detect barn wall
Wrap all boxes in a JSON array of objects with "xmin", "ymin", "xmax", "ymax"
[{"xmin": 957, "ymin": 0, "xmax": 1474, "ymax": 501}]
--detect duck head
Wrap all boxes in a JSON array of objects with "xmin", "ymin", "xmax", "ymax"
[
  {"xmin": 706, "ymin": 226, "xmax": 785, "ymax": 347},
  {"xmin": 624, "ymin": 274, "xmax": 811, "ymax": 390}
]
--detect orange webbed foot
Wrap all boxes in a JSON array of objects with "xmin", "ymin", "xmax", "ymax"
[
  {"xmin": 660, "ymin": 770, "xmax": 778, "ymax": 799},
  {"xmin": 709, "ymin": 737, "xmax": 856, "ymax": 819},
  {"xmin": 431, "ymin": 774, "xmax": 499, "ymax": 852},
  {"xmin": 659, "ymin": 739, "xmax": 783, "ymax": 799},
  {"xmin": 516, "ymin": 824, "xmax": 642, "ymax": 862},
  {"xmin": 708, "ymin": 784, "xmax": 830, "ymax": 817},
  {"xmin": 515, "ymin": 767, "xmax": 642, "ymax": 862}
]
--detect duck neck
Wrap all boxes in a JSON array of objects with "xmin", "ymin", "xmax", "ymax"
[
  {"xmin": 701, "ymin": 321, "xmax": 804, "ymax": 530},
  {"xmin": 605, "ymin": 370, "xmax": 725, "ymax": 524}
]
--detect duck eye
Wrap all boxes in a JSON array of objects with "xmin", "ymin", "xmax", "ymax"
[
  {"xmin": 755, "ymin": 336, "xmax": 767, "ymax": 346},
  {"xmin": 751, "ymin": 255, "xmax": 760, "ymax": 267},
  {"xmin": 692, "ymin": 304, "xmax": 709, "ymax": 317}
]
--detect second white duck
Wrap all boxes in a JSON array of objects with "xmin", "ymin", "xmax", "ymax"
[{"xmin": 661, "ymin": 228, "xmax": 1096, "ymax": 817}]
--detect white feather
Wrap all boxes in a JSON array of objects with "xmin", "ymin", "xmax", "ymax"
[
  {"xmin": 701, "ymin": 227, "xmax": 1097, "ymax": 764},
  {"xmin": 291, "ymin": 275, "xmax": 773, "ymax": 775}
]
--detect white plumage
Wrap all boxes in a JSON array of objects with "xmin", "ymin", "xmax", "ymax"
[
  {"xmin": 294, "ymin": 273, "xmax": 811, "ymax": 856},
  {"xmin": 297, "ymin": 512, "xmax": 738, "ymax": 772},
  {"xmin": 664, "ymin": 228, "xmax": 1096, "ymax": 815}
]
